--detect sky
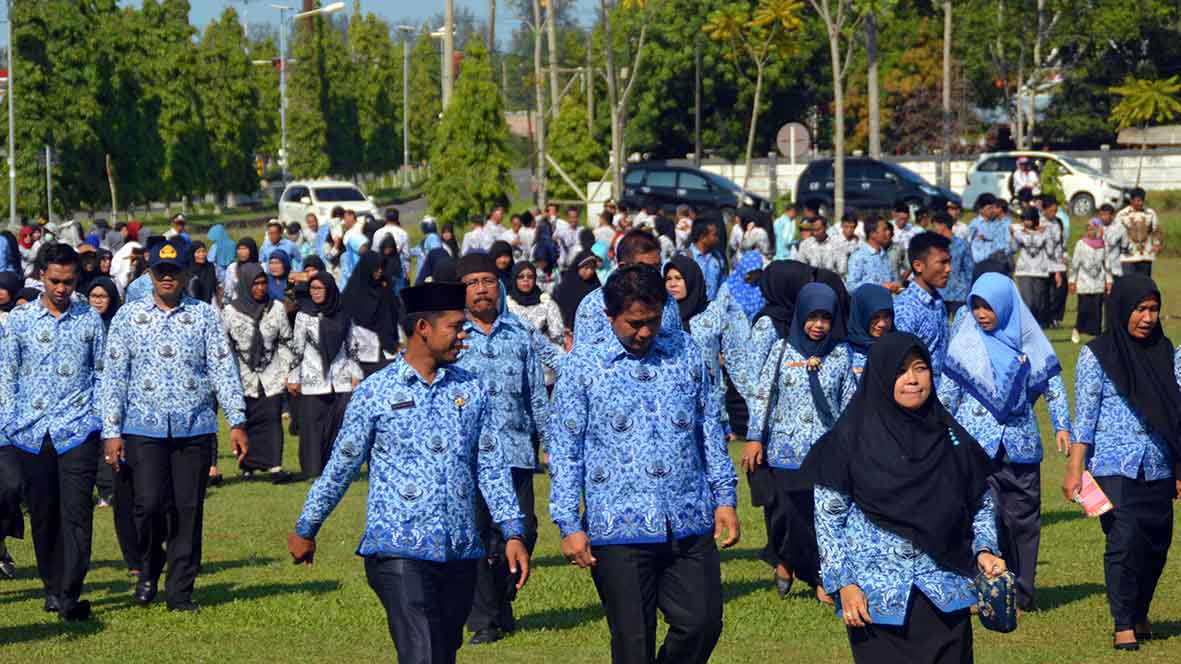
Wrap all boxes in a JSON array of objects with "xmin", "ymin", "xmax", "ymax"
[{"xmin": 0, "ymin": 1, "xmax": 599, "ymax": 47}]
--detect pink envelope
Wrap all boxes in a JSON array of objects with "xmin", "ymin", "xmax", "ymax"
[{"xmin": 1075, "ymin": 471, "xmax": 1114, "ymax": 517}]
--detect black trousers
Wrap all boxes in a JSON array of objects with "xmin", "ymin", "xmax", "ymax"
[
  {"xmin": 241, "ymin": 393, "xmax": 284, "ymax": 471},
  {"xmin": 365, "ymin": 556, "xmax": 478, "ymax": 664},
  {"xmin": 987, "ymin": 451, "xmax": 1041, "ymax": 610},
  {"xmin": 1015, "ymin": 275, "xmax": 1050, "ymax": 326},
  {"xmin": 109, "ymin": 455, "xmax": 149, "ymax": 572},
  {"xmin": 297, "ymin": 391, "xmax": 351, "ymax": 477},
  {"xmin": 0, "ymin": 445, "xmax": 24, "ymax": 540},
  {"xmin": 1048, "ymin": 271, "xmax": 1068, "ymax": 323},
  {"xmin": 18, "ymin": 434, "xmax": 99, "ymax": 602},
  {"xmin": 125, "ymin": 434, "xmax": 213, "ymax": 604},
  {"xmin": 847, "ymin": 590, "xmax": 973, "ymax": 664},
  {"xmin": 590, "ymin": 534, "xmax": 723, "ymax": 664},
  {"xmin": 1126, "ymin": 261, "xmax": 1153, "ymax": 277},
  {"xmin": 762, "ymin": 468, "xmax": 821, "ymax": 586},
  {"xmin": 466, "ymin": 467, "xmax": 538, "ymax": 634},
  {"xmin": 1096, "ymin": 474, "xmax": 1174, "ymax": 631},
  {"xmin": 1075, "ymin": 293, "xmax": 1103, "ymax": 336}
]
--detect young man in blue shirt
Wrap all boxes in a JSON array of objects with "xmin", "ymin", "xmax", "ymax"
[{"xmin": 894, "ymin": 233, "xmax": 953, "ymax": 378}]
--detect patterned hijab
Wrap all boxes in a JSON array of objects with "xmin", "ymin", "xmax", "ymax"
[{"xmin": 724, "ymin": 251, "xmax": 766, "ymax": 321}]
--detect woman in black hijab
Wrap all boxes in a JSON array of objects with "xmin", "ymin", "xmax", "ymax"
[
  {"xmin": 225, "ymin": 236, "xmax": 259, "ymax": 304},
  {"xmin": 415, "ymin": 247, "xmax": 456, "ymax": 286},
  {"xmin": 439, "ymin": 223, "xmax": 460, "ymax": 257},
  {"xmin": 84, "ymin": 277, "xmax": 121, "ymax": 330},
  {"xmin": 341, "ymin": 251, "xmax": 400, "ymax": 376},
  {"xmin": 186, "ymin": 241, "xmax": 219, "ymax": 304},
  {"xmin": 0, "ymin": 271, "xmax": 20, "ymax": 316},
  {"xmin": 663, "ymin": 254, "xmax": 709, "ymax": 331},
  {"xmin": 803, "ymin": 332, "xmax": 1005, "ymax": 663},
  {"xmin": 1063, "ymin": 275, "xmax": 1181, "ymax": 651},
  {"xmin": 489, "ymin": 240, "xmax": 515, "ymax": 289},
  {"xmin": 554, "ymin": 250, "xmax": 601, "ymax": 332}
]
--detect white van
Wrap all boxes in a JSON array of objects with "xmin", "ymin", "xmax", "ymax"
[{"xmin": 277, "ymin": 179, "xmax": 379, "ymax": 227}]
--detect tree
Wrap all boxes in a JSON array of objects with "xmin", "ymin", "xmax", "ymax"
[
  {"xmin": 808, "ymin": 0, "xmax": 864, "ymax": 220},
  {"xmin": 349, "ymin": 7, "xmax": 402, "ymax": 174},
  {"xmin": 1109, "ymin": 75, "xmax": 1181, "ymax": 185},
  {"xmin": 704, "ymin": 0, "xmax": 803, "ymax": 189},
  {"xmin": 425, "ymin": 40, "xmax": 515, "ymax": 224},
  {"xmin": 601, "ymin": 0, "xmax": 659, "ymax": 198},
  {"xmin": 861, "ymin": 0, "xmax": 898, "ymax": 160},
  {"xmin": 408, "ymin": 30, "xmax": 443, "ymax": 163},
  {"xmin": 196, "ymin": 8, "xmax": 261, "ymax": 201},
  {"xmin": 287, "ymin": 11, "xmax": 332, "ymax": 178},
  {"xmin": 547, "ymin": 91, "xmax": 604, "ymax": 200},
  {"xmin": 324, "ymin": 15, "xmax": 363, "ymax": 178}
]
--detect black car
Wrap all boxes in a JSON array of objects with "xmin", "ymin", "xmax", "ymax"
[
  {"xmin": 796, "ymin": 158, "xmax": 962, "ymax": 216},
  {"xmin": 621, "ymin": 163, "xmax": 773, "ymax": 224}
]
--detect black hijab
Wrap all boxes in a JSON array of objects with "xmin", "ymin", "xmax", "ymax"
[
  {"xmin": 440, "ymin": 223, "xmax": 460, "ymax": 257},
  {"xmin": 85, "ymin": 276, "xmax": 121, "ymax": 326},
  {"xmin": 97, "ymin": 248, "xmax": 114, "ymax": 276},
  {"xmin": 0, "ymin": 271, "xmax": 23, "ymax": 313},
  {"xmin": 508, "ymin": 261, "xmax": 542, "ymax": 307},
  {"xmin": 79, "ymin": 250, "xmax": 101, "ymax": 292},
  {"xmin": 342, "ymin": 251, "xmax": 399, "ymax": 354},
  {"xmin": 236, "ymin": 237, "xmax": 259, "ymax": 264},
  {"xmin": 846, "ymin": 284, "xmax": 894, "ymax": 353},
  {"xmin": 307, "ymin": 272, "xmax": 350, "ymax": 376},
  {"xmin": 379, "ymin": 234, "xmax": 403, "ymax": 282},
  {"xmin": 664, "ymin": 255, "xmax": 708, "ymax": 331},
  {"xmin": 230, "ymin": 263, "xmax": 270, "ymax": 371},
  {"xmin": 555, "ymin": 250, "xmax": 601, "ymax": 330},
  {"xmin": 489, "ymin": 240, "xmax": 515, "ymax": 285},
  {"xmin": 755, "ymin": 260, "xmax": 814, "ymax": 338},
  {"xmin": 187, "ymin": 241, "xmax": 218, "ymax": 303},
  {"xmin": 1087, "ymin": 275, "xmax": 1181, "ymax": 458},
  {"xmin": 14, "ymin": 287, "xmax": 40, "ymax": 305},
  {"xmin": 799, "ymin": 332, "xmax": 995, "ymax": 575}
]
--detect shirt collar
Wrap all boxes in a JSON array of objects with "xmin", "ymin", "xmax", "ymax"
[
  {"xmin": 599, "ymin": 328, "xmax": 675, "ymax": 365},
  {"xmin": 396, "ymin": 355, "xmax": 450, "ymax": 387},
  {"xmin": 30, "ymin": 295, "xmax": 82, "ymax": 320},
  {"xmin": 907, "ymin": 281, "xmax": 941, "ymax": 304},
  {"xmin": 464, "ymin": 315, "xmax": 508, "ymax": 337}
]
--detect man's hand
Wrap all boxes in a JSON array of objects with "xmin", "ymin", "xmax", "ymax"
[
  {"xmin": 560, "ymin": 531, "xmax": 596, "ymax": 568},
  {"xmin": 713, "ymin": 506, "xmax": 740, "ymax": 549},
  {"xmin": 103, "ymin": 438, "xmax": 125, "ymax": 472},
  {"xmin": 230, "ymin": 427, "xmax": 249, "ymax": 463},
  {"xmin": 740, "ymin": 441, "xmax": 764, "ymax": 473},
  {"xmin": 505, "ymin": 539, "xmax": 531, "ymax": 590},
  {"xmin": 1062, "ymin": 443, "xmax": 1088, "ymax": 502},
  {"xmin": 1055, "ymin": 431, "xmax": 1071, "ymax": 456},
  {"xmin": 287, "ymin": 532, "xmax": 315, "ymax": 566},
  {"xmin": 1054, "ymin": 272, "xmax": 1063, "ymax": 288},
  {"xmin": 840, "ymin": 584, "xmax": 872, "ymax": 628},
  {"xmin": 976, "ymin": 551, "xmax": 1007, "ymax": 579}
]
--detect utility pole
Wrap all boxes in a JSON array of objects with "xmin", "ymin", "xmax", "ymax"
[
  {"xmin": 531, "ymin": 0, "xmax": 547, "ymax": 208},
  {"xmin": 396, "ymin": 25, "xmax": 416, "ymax": 170},
  {"xmin": 442, "ymin": 0, "xmax": 454, "ymax": 108},
  {"xmin": 278, "ymin": 5, "xmax": 289, "ymax": 185},
  {"xmin": 44, "ymin": 145, "xmax": 51, "ymax": 221},
  {"xmin": 586, "ymin": 37, "xmax": 594, "ymax": 135},
  {"xmin": 6, "ymin": 1, "xmax": 15, "ymax": 228},
  {"xmin": 694, "ymin": 35, "xmax": 702, "ymax": 167},
  {"xmin": 546, "ymin": 0, "xmax": 561, "ymax": 117},
  {"xmin": 941, "ymin": 1, "xmax": 953, "ymax": 188}
]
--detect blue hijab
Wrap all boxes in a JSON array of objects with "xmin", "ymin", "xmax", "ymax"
[
  {"xmin": 788, "ymin": 282, "xmax": 840, "ymax": 427},
  {"xmin": 725, "ymin": 251, "xmax": 766, "ymax": 321},
  {"xmin": 945, "ymin": 272, "xmax": 1061, "ymax": 423},
  {"xmin": 207, "ymin": 224, "xmax": 236, "ymax": 269},
  {"xmin": 265, "ymin": 249, "xmax": 291, "ymax": 302},
  {"xmin": 845, "ymin": 284, "xmax": 894, "ymax": 353}
]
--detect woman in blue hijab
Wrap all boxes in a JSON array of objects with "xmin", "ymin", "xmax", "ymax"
[
  {"xmin": 266, "ymin": 249, "xmax": 292, "ymax": 303},
  {"xmin": 207, "ymin": 224, "xmax": 237, "ymax": 274},
  {"xmin": 843, "ymin": 283, "xmax": 895, "ymax": 383},
  {"xmin": 938, "ymin": 272, "xmax": 1071, "ymax": 612},
  {"xmin": 720, "ymin": 251, "xmax": 766, "ymax": 322}
]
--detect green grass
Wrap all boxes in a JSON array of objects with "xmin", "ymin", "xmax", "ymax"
[{"xmin": 1, "ymin": 243, "xmax": 1180, "ymax": 663}]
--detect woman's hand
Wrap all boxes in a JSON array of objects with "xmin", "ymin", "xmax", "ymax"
[
  {"xmin": 1055, "ymin": 431, "xmax": 1071, "ymax": 455},
  {"xmin": 977, "ymin": 551, "xmax": 1007, "ymax": 579},
  {"xmin": 740, "ymin": 442, "xmax": 764, "ymax": 473},
  {"xmin": 1061, "ymin": 443, "xmax": 1088, "ymax": 502},
  {"xmin": 839, "ymin": 585, "xmax": 872, "ymax": 628}
]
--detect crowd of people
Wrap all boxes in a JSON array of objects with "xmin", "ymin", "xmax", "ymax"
[{"xmin": 0, "ymin": 188, "xmax": 1176, "ymax": 664}]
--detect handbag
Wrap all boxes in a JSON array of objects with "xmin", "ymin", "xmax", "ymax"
[
  {"xmin": 974, "ymin": 570, "xmax": 1018, "ymax": 633},
  {"xmin": 747, "ymin": 340, "xmax": 790, "ymax": 507}
]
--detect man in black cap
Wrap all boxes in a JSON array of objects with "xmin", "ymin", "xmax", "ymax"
[
  {"xmin": 99, "ymin": 237, "xmax": 248, "ymax": 612},
  {"xmin": 288, "ymin": 282, "xmax": 531, "ymax": 663},
  {"xmin": 452, "ymin": 254, "xmax": 548, "ymax": 645}
]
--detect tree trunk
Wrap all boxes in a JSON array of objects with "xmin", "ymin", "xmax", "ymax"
[
  {"xmin": 547, "ymin": 0, "xmax": 562, "ymax": 118},
  {"xmin": 941, "ymin": 1, "xmax": 952, "ymax": 188},
  {"xmin": 828, "ymin": 29, "xmax": 846, "ymax": 220},
  {"xmin": 742, "ymin": 61, "xmax": 765, "ymax": 191},
  {"xmin": 866, "ymin": 11, "xmax": 881, "ymax": 160},
  {"xmin": 488, "ymin": 0, "xmax": 496, "ymax": 54},
  {"xmin": 105, "ymin": 154, "xmax": 119, "ymax": 224},
  {"xmin": 533, "ymin": 0, "xmax": 548, "ymax": 208}
]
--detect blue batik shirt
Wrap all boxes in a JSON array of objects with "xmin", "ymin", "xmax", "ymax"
[
  {"xmin": 686, "ymin": 297, "xmax": 750, "ymax": 435},
  {"xmin": 967, "ymin": 215, "xmax": 1016, "ymax": 264},
  {"xmin": 894, "ymin": 281, "xmax": 948, "ymax": 378},
  {"xmin": 295, "ymin": 357, "xmax": 525, "ymax": 561},
  {"xmin": 100, "ymin": 295, "xmax": 246, "ymax": 439},
  {"xmin": 124, "ymin": 273, "xmax": 154, "ymax": 303},
  {"xmin": 689, "ymin": 244, "xmax": 724, "ymax": 301},
  {"xmin": 1073, "ymin": 346, "xmax": 1175, "ymax": 481},
  {"xmin": 0, "ymin": 299, "xmax": 105, "ymax": 454},
  {"xmin": 548, "ymin": 329, "xmax": 738, "ymax": 545},
  {"xmin": 572, "ymin": 286, "xmax": 681, "ymax": 347},
  {"xmin": 746, "ymin": 341, "xmax": 856, "ymax": 469},
  {"xmin": 845, "ymin": 244, "xmax": 897, "ymax": 292},
  {"xmin": 938, "ymin": 236, "xmax": 975, "ymax": 304},
  {"xmin": 816, "ymin": 487, "xmax": 998, "ymax": 627},
  {"xmin": 454, "ymin": 314, "xmax": 549, "ymax": 469},
  {"xmin": 845, "ymin": 343, "xmax": 869, "ymax": 386},
  {"xmin": 939, "ymin": 368, "xmax": 1070, "ymax": 464},
  {"xmin": 0, "ymin": 317, "xmax": 9, "ymax": 449}
]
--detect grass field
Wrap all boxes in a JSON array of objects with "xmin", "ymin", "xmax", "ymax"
[{"xmin": 2, "ymin": 224, "xmax": 1180, "ymax": 662}]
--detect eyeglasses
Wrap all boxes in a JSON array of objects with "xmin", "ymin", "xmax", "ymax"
[{"xmin": 462, "ymin": 277, "xmax": 498, "ymax": 289}]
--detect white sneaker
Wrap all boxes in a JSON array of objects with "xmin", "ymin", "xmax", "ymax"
[{"xmin": 1071, "ymin": 329, "xmax": 1080, "ymax": 344}]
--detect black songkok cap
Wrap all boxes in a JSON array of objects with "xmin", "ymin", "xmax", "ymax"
[
  {"xmin": 455, "ymin": 252, "xmax": 498, "ymax": 280},
  {"xmin": 401, "ymin": 283, "xmax": 466, "ymax": 315}
]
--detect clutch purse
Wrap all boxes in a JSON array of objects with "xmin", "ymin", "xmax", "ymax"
[{"xmin": 974, "ymin": 570, "xmax": 1018, "ymax": 633}]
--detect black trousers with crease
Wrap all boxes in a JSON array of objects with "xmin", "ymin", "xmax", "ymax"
[
  {"xmin": 365, "ymin": 556, "xmax": 478, "ymax": 664},
  {"xmin": 1096, "ymin": 474, "xmax": 1174, "ymax": 631}
]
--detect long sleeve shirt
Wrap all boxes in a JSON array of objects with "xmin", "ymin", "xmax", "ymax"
[
  {"xmin": 796, "ymin": 236, "xmax": 847, "ymax": 275},
  {"xmin": 572, "ymin": 287, "xmax": 681, "ymax": 347},
  {"xmin": 772, "ymin": 214, "xmax": 796, "ymax": 260},
  {"xmin": 1113, "ymin": 205, "xmax": 1162, "ymax": 264},
  {"xmin": 1073, "ymin": 345, "xmax": 1174, "ymax": 481},
  {"xmin": 686, "ymin": 297, "xmax": 748, "ymax": 434},
  {"xmin": 294, "ymin": 357, "xmax": 526, "ymax": 561},
  {"xmin": 968, "ymin": 215, "xmax": 1016, "ymax": 264},
  {"xmin": 937, "ymin": 236, "xmax": 975, "ymax": 304},
  {"xmin": 547, "ymin": 330, "xmax": 738, "ymax": 545},
  {"xmin": 1012, "ymin": 227, "xmax": 1051, "ymax": 278},
  {"xmin": 746, "ymin": 341, "xmax": 856, "ymax": 469},
  {"xmin": 894, "ymin": 282, "xmax": 949, "ymax": 378},
  {"xmin": 222, "ymin": 301, "xmax": 295, "ymax": 399},
  {"xmin": 259, "ymin": 238, "xmax": 302, "ymax": 270},
  {"xmin": 689, "ymin": 244, "xmax": 724, "ymax": 301},
  {"xmin": 816, "ymin": 487, "xmax": 998, "ymax": 627},
  {"xmin": 100, "ymin": 296, "xmax": 246, "ymax": 440},
  {"xmin": 0, "ymin": 299, "xmax": 105, "ymax": 454},
  {"xmin": 506, "ymin": 295, "xmax": 566, "ymax": 386},
  {"xmin": 124, "ymin": 273, "xmax": 154, "ymax": 303},
  {"xmin": 289, "ymin": 312, "xmax": 364, "ymax": 395},
  {"xmin": 0, "ymin": 234, "xmax": 13, "ymax": 274},
  {"xmin": 454, "ymin": 315, "xmax": 549, "ymax": 470},
  {"xmin": 1068, "ymin": 240, "xmax": 1111, "ymax": 295},
  {"xmin": 845, "ymin": 244, "xmax": 896, "ymax": 292}
]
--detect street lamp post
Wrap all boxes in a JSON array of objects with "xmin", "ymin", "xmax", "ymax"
[{"xmin": 396, "ymin": 25, "xmax": 416, "ymax": 174}]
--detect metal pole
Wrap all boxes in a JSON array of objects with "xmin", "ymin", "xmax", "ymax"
[
  {"xmin": 45, "ymin": 145, "xmax": 51, "ymax": 220},
  {"xmin": 278, "ymin": 7, "xmax": 289, "ymax": 185},
  {"xmin": 693, "ymin": 36, "xmax": 701, "ymax": 168},
  {"xmin": 403, "ymin": 38, "xmax": 410, "ymax": 168},
  {"xmin": 7, "ymin": 5, "xmax": 16, "ymax": 228},
  {"xmin": 442, "ymin": 0, "xmax": 454, "ymax": 108}
]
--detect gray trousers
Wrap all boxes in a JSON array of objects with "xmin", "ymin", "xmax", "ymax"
[{"xmin": 987, "ymin": 449, "xmax": 1041, "ymax": 610}]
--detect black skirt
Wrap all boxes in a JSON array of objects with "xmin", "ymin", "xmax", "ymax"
[
  {"xmin": 760, "ymin": 467, "xmax": 820, "ymax": 585},
  {"xmin": 0, "ymin": 446, "xmax": 24, "ymax": 540},
  {"xmin": 848, "ymin": 590, "xmax": 973, "ymax": 664},
  {"xmin": 298, "ymin": 391, "xmax": 352, "ymax": 477},
  {"xmin": 241, "ymin": 393, "xmax": 285, "ymax": 471},
  {"xmin": 1075, "ymin": 293, "xmax": 1103, "ymax": 337}
]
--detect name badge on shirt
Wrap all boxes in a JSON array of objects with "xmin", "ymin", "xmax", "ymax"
[
  {"xmin": 852, "ymin": 367, "xmax": 863, "ymax": 375},
  {"xmin": 391, "ymin": 400, "xmax": 415, "ymax": 411}
]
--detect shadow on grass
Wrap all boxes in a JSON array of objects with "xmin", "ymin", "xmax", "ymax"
[
  {"xmin": 1041, "ymin": 510, "xmax": 1084, "ymax": 527},
  {"xmin": 196, "ymin": 579, "xmax": 341, "ymax": 608},
  {"xmin": 516, "ymin": 602, "xmax": 604, "ymax": 631},
  {"xmin": 0, "ymin": 579, "xmax": 132, "ymax": 605},
  {"xmin": 1036, "ymin": 582, "xmax": 1105, "ymax": 611},
  {"xmin": 202, "ymin": 556, "xmax": 281, "ymax": 575},
  {"xmin": 1148, "ymin": 620, "xmax": 1181, "ymax": 639},
  {"xmin": 0, "ymin": 617, "xmax": 105, "ymax": 646},
  {"xmin": 719, "ymin": 548, "xmax": 767, "ymax": 564}
]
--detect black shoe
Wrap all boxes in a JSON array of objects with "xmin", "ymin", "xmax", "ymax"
[
  {"xmin": 1113, "ymin": 641, "xmax": 1140, "ymax": 651},
  {"xmin": 43, "ymin": 594, "xmax": 62, "ymax": 613},
  {"xmin": 208, "ymin": 474, "xmax": 224, "ymax": 487},
  {"xmin": 167, "ymin": 600, "xmax": 201, "ymax": 613},
  {"xmin": 0, "ymin": 550, "xmax": 15, "ymax": 580},
  {"xmin": 772, "ymin": 568, "xmax": 794, "ymax": 600},
  {"xmin": 468, "ymin": 628, "xmax": 501, "ymax": 645},
  {"xmin": 134, "ymin": 576, "xmax": 157, "ymax": 606},
  {"xmin": 59, "ymin": 599, "xmax": 92, "ymax": 621},
  {"xmin": 271, "ymin": 470, "xmax": 294, "ymax": 485}
]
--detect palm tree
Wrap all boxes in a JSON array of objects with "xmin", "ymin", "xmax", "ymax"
[{"xmin": 1109, "ymin": 75, "xmax": 1181, "ymax": 186}]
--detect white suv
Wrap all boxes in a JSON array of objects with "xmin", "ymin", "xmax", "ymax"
[
  {"xmin": 278, "ymin": 179, "xmax": 379, "ymax": 227},
  {"xmin": 962, "ymin": 151, "xmax": 1130, "ymax": 217}
]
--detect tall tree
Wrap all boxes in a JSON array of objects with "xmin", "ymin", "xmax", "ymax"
[
  {"xmin": 547, "ymin": 91, "xmax": 604, "ymax": 200},
  {"xmin": 425, "ymin": 40, "xmax": 515, "ymax": 224},
  {"xmin": 407, "ymin": 30, "xmax": 443, "ymax": 164},
  {"xmin": 808, "ymin": 0, "xmax": 863, "ymax": 219},
  {"xmin": 601, "ymin": 0, "xmax": 659, "ymax": 198},
  {"xmin": 197, "ymin": 8, "xmax": 261, "ymax": 200},
  {"xmin": 325, "ymin": 15, "xmax": 362, "ymax": 178},
  {"xmin": 349, "ymin": 7, "xmax": 402, "ymax": 174},
  {"xmin": 287, "ymin": 10, "xmax": 331, "ymax": 178}
]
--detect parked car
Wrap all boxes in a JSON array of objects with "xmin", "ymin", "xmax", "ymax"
[
  {"xmin": 278, "ymin": 179, "xmax": 379, "ymax": 227},
  {"xmin": 961, "ymin": 151, "xmax": 1131, "ymax": 217},
  {"xmin": 620, "ymin": 163, "xmax": 773, "ymax": 225},
  {"xmin": 795, "ymin": 158, "xmax": 961, "ymax": 217}
]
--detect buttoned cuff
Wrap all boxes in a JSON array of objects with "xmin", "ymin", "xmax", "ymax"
[
  {"xmin": 499, "ymin": 518, "xmax": 526, "ymax": 541},
  {"xmin": 294, "ymin": 517, "xmax": 321, "ymax": 540},
  {"xmin": 713, "ymin": 485, "xmax": 738, "ymax": 509},
  {"xmin": 554, "ymin": 519, "xmax": 582, "ymax": 540},
  {"xmin": 226, "ymin": 411, "xmax": 247, "ymax": 428}
]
